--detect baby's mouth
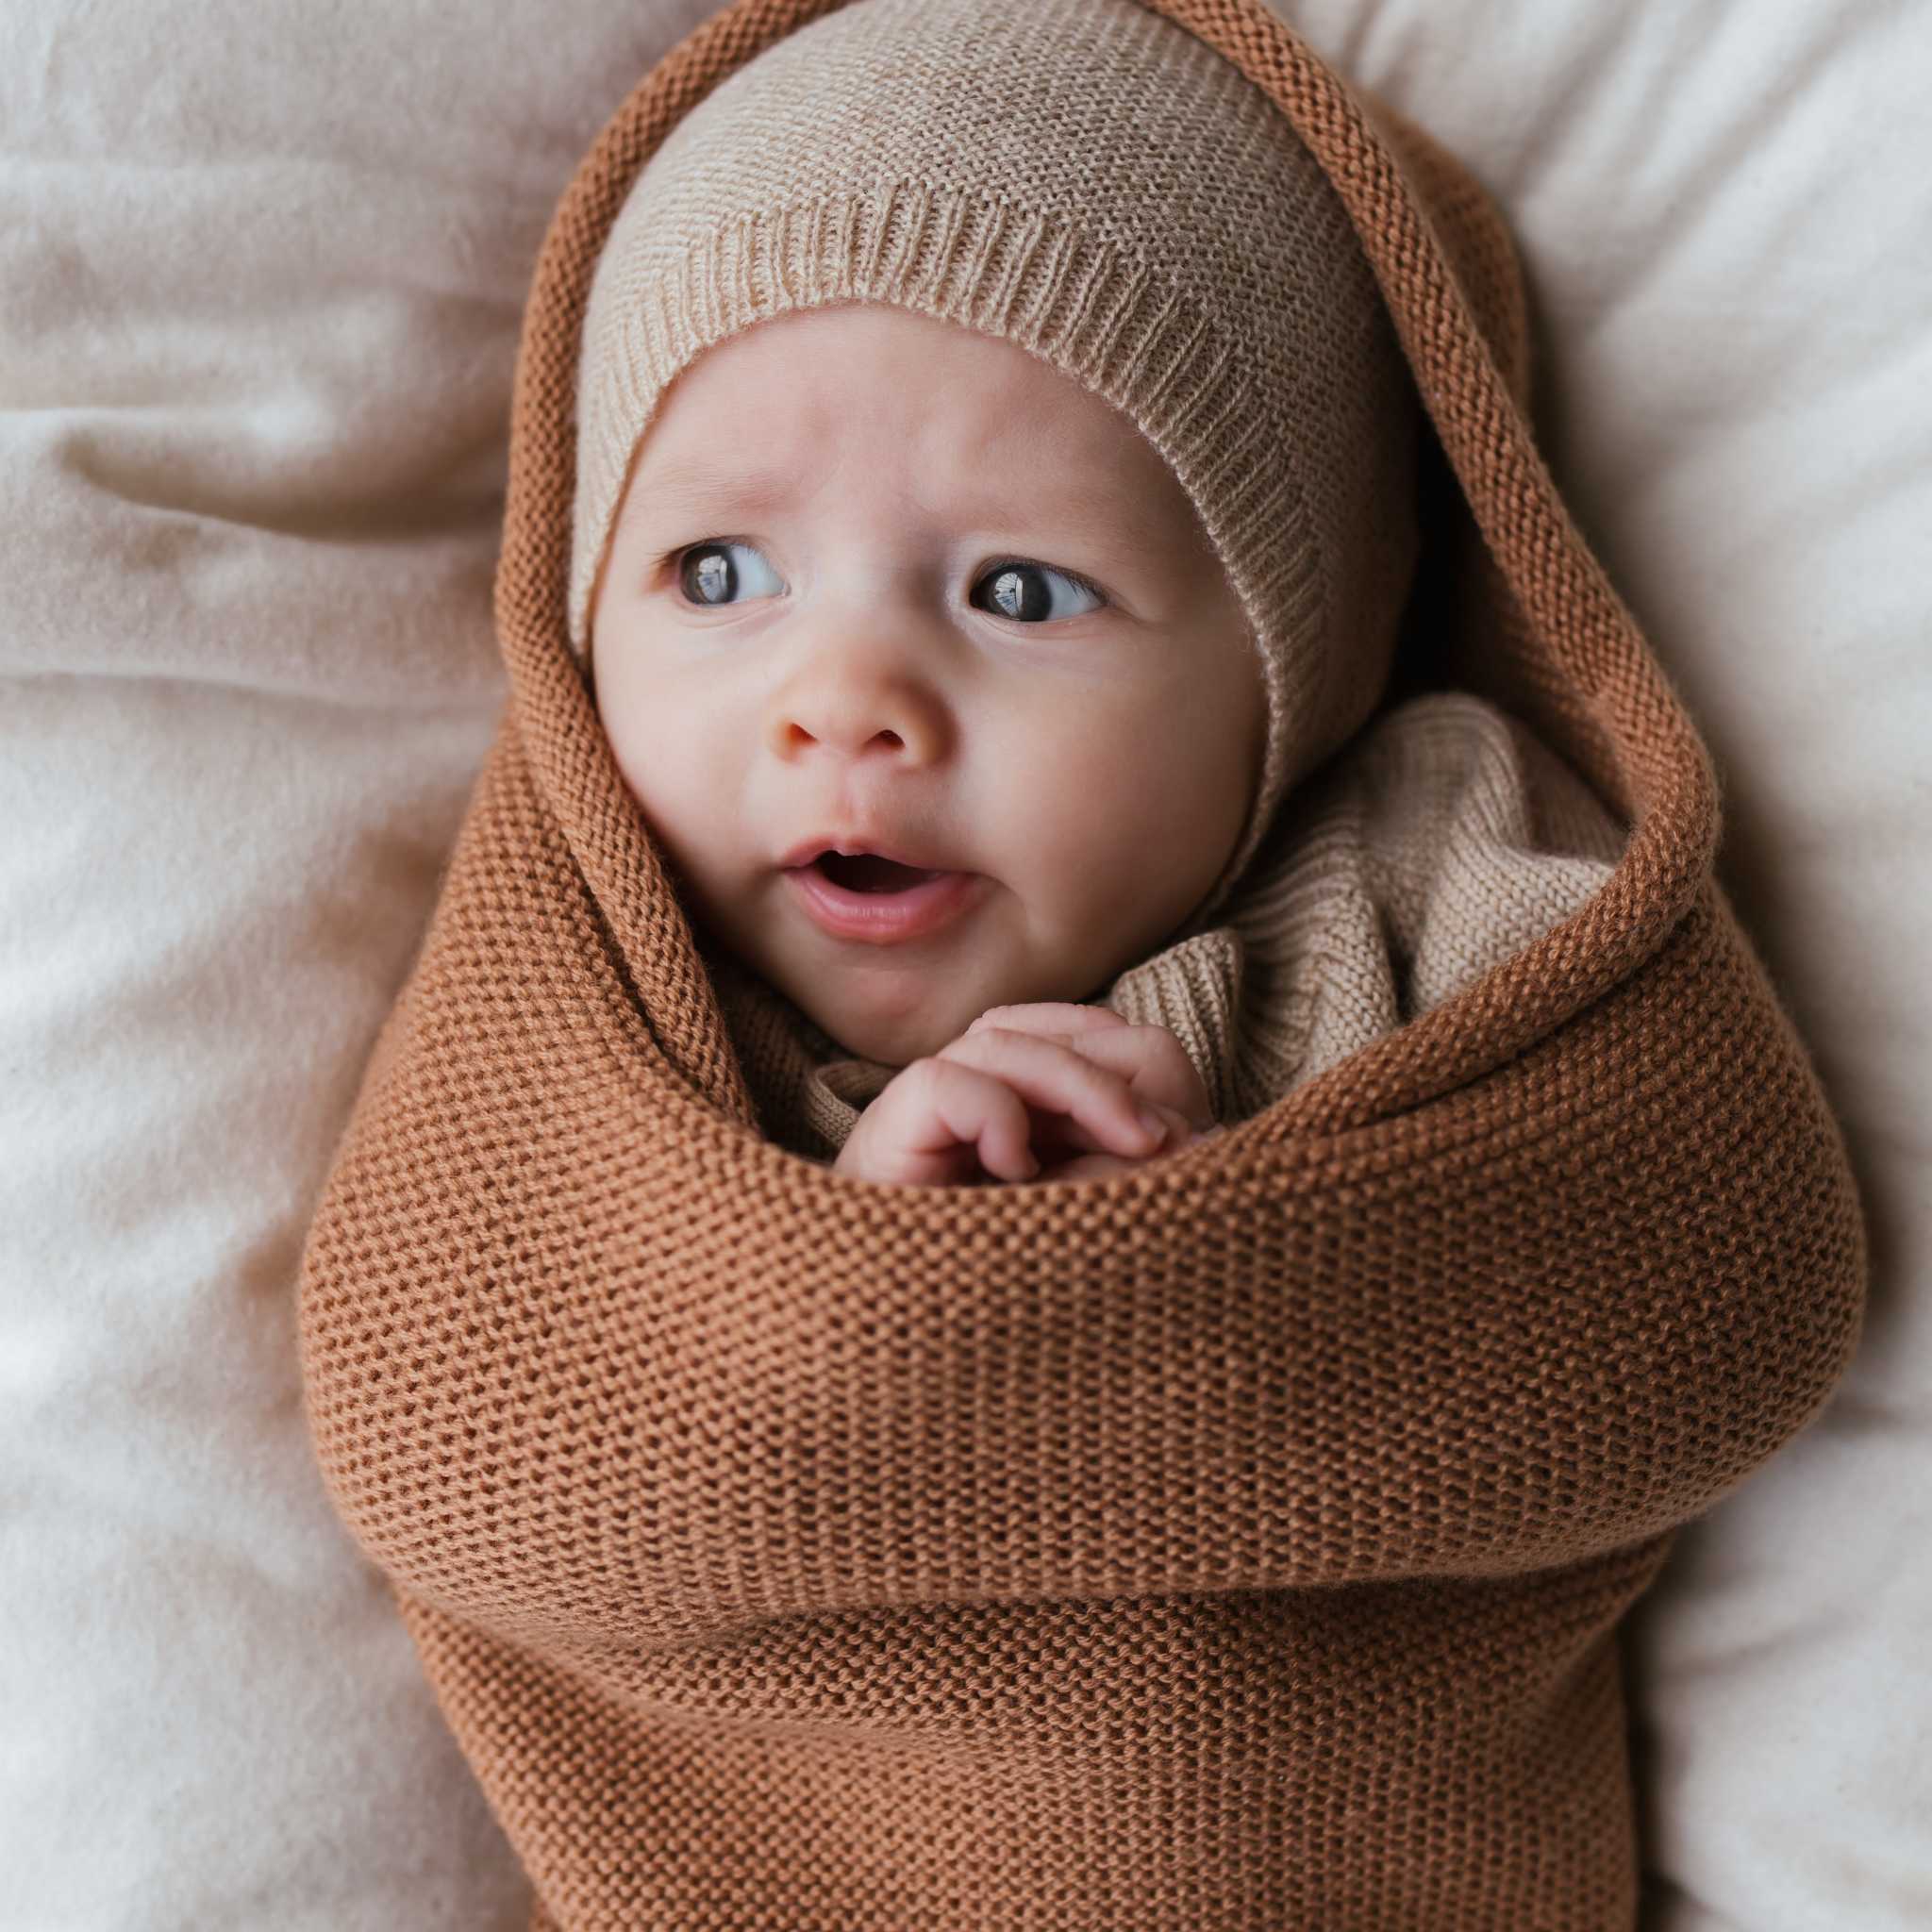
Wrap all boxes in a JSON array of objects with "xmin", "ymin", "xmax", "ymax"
[
  {"xmin": 784, "ymin": 847, "xmax": 986, "ymax": 943},
  {"xmin": 809, "ymin": 852, "xmax": 943, "ymax": 894}
]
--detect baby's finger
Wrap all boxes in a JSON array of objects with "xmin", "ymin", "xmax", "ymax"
[
  {"xmin": 891, "ymin": 1056, "xmax": 1046, "ymax": 1183},
  {"xmin": 1026, "ymin": 1098, "xmax": 1203, "ymax": 1171},
  {"xmin": 936, "ymin": 1026, "xmax": 1174, "ymax": 1159},
  {"xmin": 969, "ymin": 1011, "xmax": 1213, "ymax": 1132},
  {"xmin": 964, "ymin": 1006, "xmax": 1143, "ymax": 1158},
  {"xmin": 967, "ymin": 1003, "xmax": 1129, "ymax": 1039},
  {"xmin": 1054, "ymin": 1023, "xmax": 1213, "ymax": 1130}
]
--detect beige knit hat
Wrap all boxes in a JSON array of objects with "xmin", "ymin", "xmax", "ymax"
[{"xmin": 570, "ymin": 0, "xmax": 1422, "ymax": 925}]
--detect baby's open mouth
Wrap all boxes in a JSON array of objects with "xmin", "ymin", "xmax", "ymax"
[
  {"xmin": 810, "ymin": 852, "xmax": 943, "ymax": 894},
  {"xmin": 784, "ymin": 849, "xmax": 984, "ymax": 941}
]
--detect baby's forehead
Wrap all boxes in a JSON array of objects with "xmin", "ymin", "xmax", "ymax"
[{"xmin": 615, "ymin": 301, "xmax": 1208, "ymax": 547}]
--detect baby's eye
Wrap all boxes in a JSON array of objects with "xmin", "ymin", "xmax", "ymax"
[
  {"xmin": 675, "ymin": 540, "xmax": 786, "ymax": 608},
  {"xmin": 973, "ymin": 559, "xmax": 1104, "ymax": 624}
]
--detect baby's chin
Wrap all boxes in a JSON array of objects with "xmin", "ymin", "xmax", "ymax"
[
  {"xmin": 783, "ymin": 954, "xmax": 1132, "ymax": 1070},
  {"xmin": 788, "ymin": 974, "xmax": 983, "ymax": 1070}
]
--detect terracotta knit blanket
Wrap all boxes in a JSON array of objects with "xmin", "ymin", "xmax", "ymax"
[{"xmin": 297, "ymin": 3, "xmax": 1869, "ymax": 1926}]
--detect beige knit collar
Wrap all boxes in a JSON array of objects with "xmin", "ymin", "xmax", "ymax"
[{"xmin": 701, "ymin": 690, "xmax": 1629, "ymax": 1164}]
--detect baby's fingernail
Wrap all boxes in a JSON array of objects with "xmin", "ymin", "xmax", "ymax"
[{"xmin": 1136, "ymin": 1106, "xmax": 1169, "ymax": 1143}]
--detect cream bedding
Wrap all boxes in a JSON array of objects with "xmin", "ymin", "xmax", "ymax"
[{"xmin": 3, "ymin": 1, "xmax": 1926, "ymax": 1925}]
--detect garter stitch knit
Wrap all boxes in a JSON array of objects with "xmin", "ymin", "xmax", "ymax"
[
  {"xmin": 568, "ymin": 0, "xmax": 1423, "ymax": 927},
  {"xmin": 296, "ymin": 2, "xmax": 1870, "ymax": 1927}
]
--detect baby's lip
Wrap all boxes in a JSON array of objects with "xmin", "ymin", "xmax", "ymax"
[{"xmin": 778, "ymin": 834, "xmax": 970, "ymax": 874}]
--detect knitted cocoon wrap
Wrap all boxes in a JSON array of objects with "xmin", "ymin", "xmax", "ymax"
[{"xmin": 296, "ymin": 2, "xmax": 1869, "ymax": 1927}]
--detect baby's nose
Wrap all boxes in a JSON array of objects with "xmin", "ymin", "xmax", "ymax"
[{"xmin": 775, "ymin": 663, "xmax": 950, "ymax": 767}]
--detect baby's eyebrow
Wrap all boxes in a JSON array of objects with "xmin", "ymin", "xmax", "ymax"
[
  {"xmin": 625, "ymin": 459, "xmax": 1180, "ymax": 574},
  {"xmin": 629, "ymin": 461, "xmax": 795, "ymax": 523}
]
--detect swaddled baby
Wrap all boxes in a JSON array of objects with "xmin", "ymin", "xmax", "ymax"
[
  {"xmin": 294, "ymin": 4, "xmax": 1870, "ymax": 1925},
  {"xmin": 568, "ymin": 0, "xmax": 1624, "ymax": 1189}
]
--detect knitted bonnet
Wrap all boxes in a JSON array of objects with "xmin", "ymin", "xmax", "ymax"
[{"xmin": 570, "ymin": 0, "xmax": 1423, "ymax": 924}]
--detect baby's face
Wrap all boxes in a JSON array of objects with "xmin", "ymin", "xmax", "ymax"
[{"xmin": 588, "ymin": 302, "xmax": 1263, "ymax": 1068}]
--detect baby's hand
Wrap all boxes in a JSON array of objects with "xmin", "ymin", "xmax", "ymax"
[{"xmin": 831, "ymin": 1003, "xmax": 1220, "ymax": 1187}]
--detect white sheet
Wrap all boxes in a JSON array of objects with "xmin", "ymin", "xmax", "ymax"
[{"xmin": 4, "ymin": 1, "xmax": 1925, "ymax": 1926}]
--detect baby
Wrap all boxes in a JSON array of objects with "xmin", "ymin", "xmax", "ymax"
[
  {"xmin": 295, "ymin": 4, "xmax": 1870, "ymax": 1926},
  {"xmin": 564, "ymin": 0, "xmax": 1607, "ymax": 1191}
]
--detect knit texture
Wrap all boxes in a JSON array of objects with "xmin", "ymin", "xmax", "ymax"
[
  {"xmin": 567, "ymin": 0, "xmax": 1422, "ymax": 927},
  {"xmin": 296, "ymin": 2, "xmax": 1870, "ymax": 1927}
]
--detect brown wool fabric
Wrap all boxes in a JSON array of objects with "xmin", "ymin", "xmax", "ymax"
[
  {"xmin": 567, "ymin": 0, "xmax": 1422, "ymax": 927},
  {"xmin": 296, "ymin": 2, "xmax": 1870, "ymax": 1927}
]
